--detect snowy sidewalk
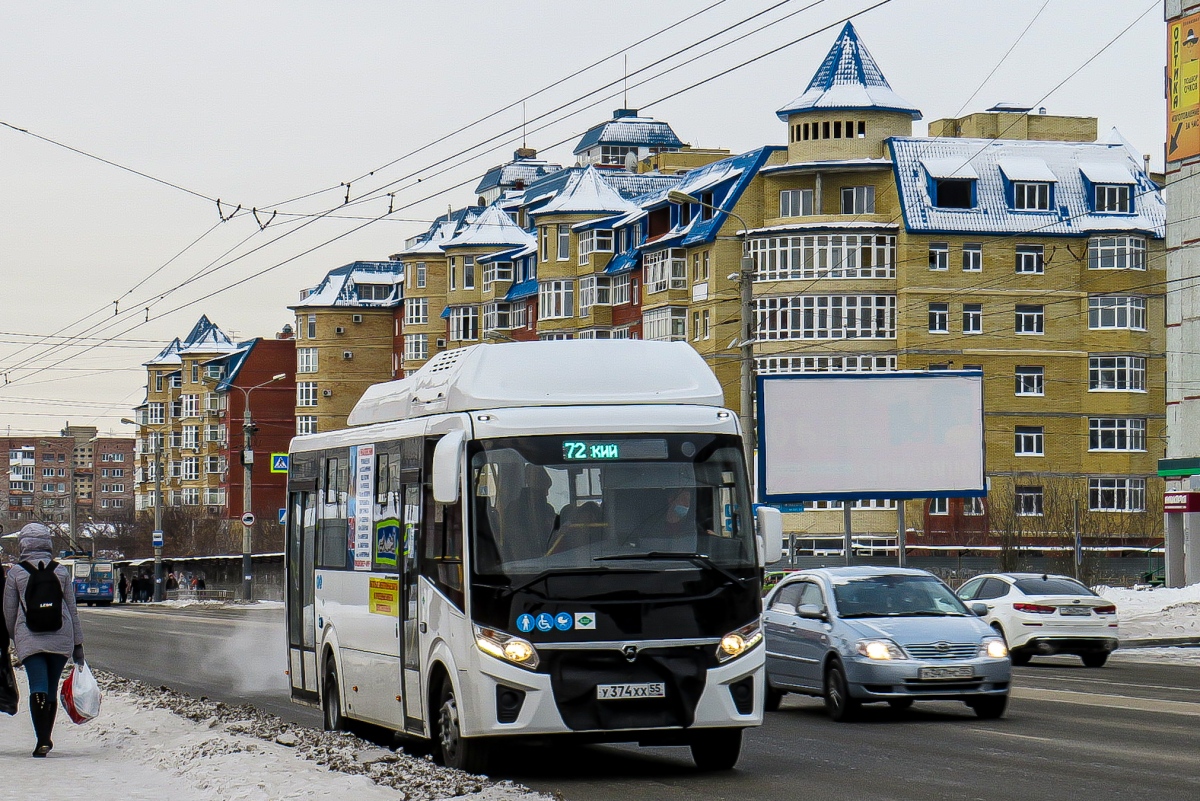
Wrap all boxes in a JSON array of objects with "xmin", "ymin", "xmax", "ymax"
[{"xmin": 0, "ymin": 670, "xmax": 547, "ymax": 801}]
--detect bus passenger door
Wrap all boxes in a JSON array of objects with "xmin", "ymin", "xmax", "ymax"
[
  {"xmin": 287, "ymin": 490, "xmax": 318, "ymax": 701},
  {"xmin": 401, "ymin": 482, "xmax": 424, "ymax": 732}
]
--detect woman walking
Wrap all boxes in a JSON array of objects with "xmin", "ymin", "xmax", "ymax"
[{"xmin": 2, "ymin": 523, "xmax": 85, "ymax": 757}]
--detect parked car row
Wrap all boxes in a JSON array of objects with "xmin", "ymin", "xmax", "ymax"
[{"xmin": 762, "ymin": 567, "xmax": 1119, "ymax": 721}]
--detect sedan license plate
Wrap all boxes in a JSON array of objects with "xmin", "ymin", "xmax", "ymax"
[
  {"xmin": 1059, "ymin": 606, "xmax": 1091, "ymax": 616},
  {"xmin": 597, "ymin": 682, "xmax": 666, "ymax": 700},
  {"xmin": 918, "ymin": 665, "xmax": 974, "ymax": 681}
]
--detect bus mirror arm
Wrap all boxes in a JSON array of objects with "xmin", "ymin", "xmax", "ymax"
[
  {"xmin": 433, "ymin": 430, "xmax": 466, "ymax": 505},
  {"xmin": 756, "ymin": 506, "xmax": 783, "ymax": 567}
]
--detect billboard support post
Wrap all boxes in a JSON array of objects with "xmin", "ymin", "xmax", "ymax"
[
  {"xmin": 897, "ymin": 502, "xmax": 906, "ymax": 568},
  {"xmin": 843, "ymin": 503, "xmax": 853, "ymax": 567}
]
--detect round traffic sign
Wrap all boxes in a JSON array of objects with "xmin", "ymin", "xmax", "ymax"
[{"xmin": 240, "ymin": 512, "xmax": 256, "ymax": 527}]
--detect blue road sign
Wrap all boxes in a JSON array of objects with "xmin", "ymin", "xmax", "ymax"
[
  {"xmin": 535, "ymin": 613, "xmax": 554, "ymax": 632},
  {"xmin": 555, "ymin": 612, "xmax": 573, "ymax": 631},
  {"xmin": 278, "ymin": 508, "xmax": 287, "ymax": 525},
  {"xmin": 516, "ymin": 614, "xmax": 535, "ymax": 633},
  {"xmin": 152, "ymin": 530, "xmax": 164, "ymax": 548}
]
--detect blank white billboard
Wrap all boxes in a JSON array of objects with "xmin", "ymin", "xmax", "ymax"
[{"xmin": 757, "ymin": 372, "xmax": 985, "ymax": 502}]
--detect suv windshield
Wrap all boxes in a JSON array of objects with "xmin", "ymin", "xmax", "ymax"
[
  {"xmin": 469, "ymin": 433, "xmax": 755, "ymax": 583},
  {"xmin": 1013, "ymin": 577, "xmax": 1095, "ymax": 596},
  {"xmin": 832, "ymin": 574, "xmax": 970, "ymax": 618}
]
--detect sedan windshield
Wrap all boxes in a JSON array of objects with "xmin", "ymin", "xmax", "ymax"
[
  {"xmin": 1013, "ymin": 577, "xmax": 1095, "ymax": 596},
  {"xmin": 469, "ymin": 433, "xmax": 755, "ymax": 583},
  {"xmin": 832, "ymin": 574, "xmax": 970, "ymax": 618}
]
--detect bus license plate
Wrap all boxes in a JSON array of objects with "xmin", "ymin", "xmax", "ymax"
[
  {"xmin": 88, "ymin": 588, "xmax": 99, "ymax": 594},
  {"xmin": 597, "ymin": 682, "xmax": 666, "ymax": 700},
  {"xmin": 918, "ymin": 666, "xmax": 974, "ymax": 681}
]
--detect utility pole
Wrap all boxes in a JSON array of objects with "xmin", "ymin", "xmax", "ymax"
[
  {"xmin": 154, "ymin": 435, "xmax": 164, "ymax": 601},
  {"xmin": 241, "ymin": 398, "xmax": 255, "ymax": 603}
]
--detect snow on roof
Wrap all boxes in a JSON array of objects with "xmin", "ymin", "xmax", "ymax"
[
  {"xmin": 776, "ymin": 22, "xmax": 921, "ymax": 121},
  {"xmin": 145, "ymin": 337, "xmax": 183, "ymax": 366},
  {"xmin": 394, "ymin": 207, "xmax": 482, "ymax": 257},
  {"xmin": 473, "ymin": 155, "xmax": 563, "ymax": 195},
  {"xmin": 737, "ymin": 221, "xmax": 900, "ymax": 236},
  {"xmin": 178, "ymin": 315, "xmax": 239, "ymax": 356},
  {"xmin": 443, "ymin": 204, "xmax": 536, "ymax": 249},
  {"xmin": 292, "ymin": 261, "xmax": 403, "ymax": 308},
  {"xmin": 534, "ymin": 165, "xmax": 640, "ymax": 216},
  {"xmin": 573, "ymin": 109, "xmax": 684, "ymax": 155},
  {"xmin": 1100, "ymin": 126, "xmax": 1146, "ymax": 165},
  {"xmin": 762, "ymin": 158, "xmax": 894, "ymax": 174},
  {"xmin": 920, "ymin": 157, "xmax": 979, "ymax": 180},
  {"xmin": 891, "ymin": 137, "xmax": 1165, "ymax": 237},
  {"xmin": 345, "ymin": 340, "xmax": 724, "ymax": 426},
  {"xmin": 1078, "ymin": 161, "xmax": 1136, "ymax": 185},
  {"xmin": 477, "ymin": 242, "xmax": 536, "ymax": 264}
]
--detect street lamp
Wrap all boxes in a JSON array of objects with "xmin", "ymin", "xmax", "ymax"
[
  {"xmin": 207, "ymin": 372, "xmax": 287, "ymax": 602},
  {"xmin": 121, "ymin": 416, "xmax": 164, "ymax": 600},
  {"xmin": 666, "ymin": 189, "xmax": 757, "ymax": 471}
]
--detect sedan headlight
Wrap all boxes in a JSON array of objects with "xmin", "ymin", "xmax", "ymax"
[
  {"xmin": 474, "ymin": 624, "xmax": 539, "ymax": 670},
  {"xmin": 855, "ymin": 639, "xmax": 906, "ymax": 660},
  {"xmin": 981, "ymin": 637, "xmax": 1008, "ymax": 659},
  {"xmin": 716, "ymin": 619, "xmax": 763, "ymax": 663}
]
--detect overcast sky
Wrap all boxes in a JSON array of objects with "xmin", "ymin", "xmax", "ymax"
[{"xmin": 0, "ymin": 0, "xmax": 1166, "ymax": 437}]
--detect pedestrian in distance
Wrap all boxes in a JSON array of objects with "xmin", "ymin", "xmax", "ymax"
[
  {"xmin": 117, "ymin": 573, "xmax": 129, "ymax": 604},
  {"xmin": 1, "ymin": 522, "xmax": 86, "ymax": 757}
]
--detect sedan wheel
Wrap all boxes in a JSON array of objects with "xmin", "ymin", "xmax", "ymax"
[
  {"xmin": 1081, "ymin": 653, "xmax": 1109, "ymax": 668},
  {"xmin": 969, "ymin": 695, "xmax": 1008, "ymax": 719},
  {"xmin": 887, "ymin": 698, "xmax": 914, "ymax": 710},
  {"xmin": 824, "ymin": 662, "xmax": 860, "ymax": 722}
]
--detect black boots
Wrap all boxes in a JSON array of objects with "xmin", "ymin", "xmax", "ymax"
[{"xmin": 29, "ymin": 692, "xmax": 55, "ymax": 757}]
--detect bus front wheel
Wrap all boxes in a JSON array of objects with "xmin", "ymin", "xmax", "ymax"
[
  {"xmin": 323, "ymin": 658, "xmax": 346, "ymax": 732},
  {"xmin": 689, "ymin": 727, "xmax": 743, "ymax": 771},
  {"xmin": 434, "ymin": 681, "xmax": 489, "ymax": 774}
]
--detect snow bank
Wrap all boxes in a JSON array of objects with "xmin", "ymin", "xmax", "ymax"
[
  {"xmin": 1096, "ymin": 583, "xmax": 1200, "ymax": 641},
  {"xmin": 0, "ymin": 669, "xmax": 548, "ymax": 801}
]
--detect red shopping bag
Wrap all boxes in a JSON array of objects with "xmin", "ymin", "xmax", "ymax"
[{"xmin": 60, "ymin": 662, "xmax": 102, "ymax": 724}]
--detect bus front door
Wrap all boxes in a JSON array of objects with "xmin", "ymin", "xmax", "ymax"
[{"xmin": 401, "ymin": 481, "xmax": 424, "ymax": 733}]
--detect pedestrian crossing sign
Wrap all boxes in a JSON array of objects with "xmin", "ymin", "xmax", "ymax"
[{"xmin": 271, "ymin": 453, "xmax": 289, "ymax": 473}]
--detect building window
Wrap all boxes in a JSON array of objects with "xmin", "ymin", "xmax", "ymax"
[
  {"xmin": 416, "ymin": 262, "xmax": 427, "ymax": 288},
  {"xmin": 840, "ymin": 185, "xmax": 875, "ymax": 214},
  {"xmin": 404, "ymin": 334, "xmax": 428, "ymax": 362},
  {"xmin": 205, "ymin": 424, "xmax": 224, "ymax": 443},
  {"xmin": 928, "ymin": 302, "xmax": 949, "ymax": 333},
  {"xmin": 1089, "ymin": 477, "xmax": 1145, "ymax": 512},
  {"xmin": 538, "ymin": 280, "xmax": 574, "ymax": 319},
  {"xmin": 749, "ymin": 235, "xmax": 896, "ymax": 281},
  {"xmin": 578, "ymin": 230, "xmax": 613, "ymax": 264},
  {"xmin": 963, "ymin": 497, "xmax": 985, "ymax": 516},
  {"xmin": 182, "ymin": 457, "xmax": 199, "ymax": 481},
  {"xmin": 1015, "ymin": 305, "xmax": 1044, "ymax": 334},
  {"xmin": 643, "ymin": 306, "xmax": 687, "ymax": 342},
  {"xmin": 578, "ymin": 276, "xmax": 611, "ymax": 315},
  {"xmin": 540, "ymin": 227, "xmax": 549, "ymax": 262},
  {"xmin": 182, "ymin": 395, "xmax": 199, "ymax": 418},
  {"xmin": 963, "ymin": 303, "xmax": 982, "ymax": 333},
  {"xmin": 1088, "ymin": 236, "xmax": 1146, "ymax": 270},
  {"xmin": 481, "ymin": 260, "xmax": 513, "ymax": 289},
  {"xmin": 599, "ymin": 145, "xmax": 635, "ymax": 166},
  {"xmin": 557, "ymin": 225, "xmax": 570, "ymax": 261},
  {"xmin": 1015, "ymin": 486, "xmax": 1043, "ymax": 516},
  {"xmin": 1015, "ymin": 366, "xmax": 1044, "ymax": 396},
  {"xmin": 1089, "ymin": 296, "xmax": 1145, "ymax": 330},
  {"xmin": 611, "ymin": 274, "xmax": 632, "ymax": 305},
  {"xmin": 933, "ymin": 179, "xmax": 974, "ymax": 208},
  {"xmin": 307, "ymin": 315, "xmax": 316, "ymax": 339},
  {"xmin": 929, "ymin": 497, "xmax": 949, "ymax": 516},
  {"xmin": 1094, "ymin": 184, "xmax": 1131, "ymax": 213},
  {"xmin": 180, "ymin": 487, "xmax": 199, "ymax": 506},
  {"xmin": 1015, "ymin": 245, "xmax": 1044, "ymax": 274},
  {"xmin": 449, "ymin": 307, "xmax": 479, "ymax": 341},
  {"xmin": 205, "ymin": 456, "xmax": 224, "ymax": 474},
  {"xmin": 1013, "ymin": 182, "xmax": 1050, "ymax": 210},
  {"xmin": 780, "ymin": 189, "xmax": 814, "ymax": 217},
  {"xmin": 182, "ymin": 426, "xmax": 199, "ymax": 450},
  {"xmin": 297, "ymin": 382, "xmax": 318, "ymax": 407},
  {"xmin": 928, "ymin": 242, "xmax": 949, "ymax": 271},
  {"xmin": 1089, "ymin": 356, "xmax": 1146, "ymax": 392},
  {"xmin": 702, "ymin": 309, "xmax": 711, "ymax": 339},
  {"xmin": 1089, "ymin": 417, "xmax": 1146, "ymax": 451},
  {"xmin": 147, "ymin": 403, "xmax": 165, "ymax": 425},
  {"xmin": 962, "ymin": 243, "xmax": 982, "ymax": 272},
  {"xmin": 405, "ymin": 298, "xmax": 429, "ymax": 326},
  {"xmin": 644, "ymin": 248, "xmax": 687, "ymax": 293},
  {"xmin": 448, "ymin": 258, "xmax": 457, "ymax": 291},
  {"xmin": 1015, "ymin": 426, "xmax": 1044, "ymax": 456},
  {"xmin": 297, "ymin": 347, "xmax": 318, "ymax": 374},
  {"xmin": 154, "ymin": 372, "xmax": 164, "ymax": 392},
  {"xmin": 297, "ymin": 416, "xmax": 318, "ymax": 436},
  {"xmin": 756, "ymin": 295, "xmax": 897, "ymax": 341},
  {"xmin": 463, "ymin": 256, "xmax": 476, "ymax": 289}
]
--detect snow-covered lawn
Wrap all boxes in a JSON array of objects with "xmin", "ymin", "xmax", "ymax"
[
  {"xmin": 0, "ymin": 669, "xmax": 548, "ymax": 801},
  {"xmin": 1095, "ymin": 582, "xmax": 1200, "ymax": 666}
]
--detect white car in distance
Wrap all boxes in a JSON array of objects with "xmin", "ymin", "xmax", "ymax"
[{"xmin": 955, "ymin": 573, "xmax": 1119, "ymax": 667}]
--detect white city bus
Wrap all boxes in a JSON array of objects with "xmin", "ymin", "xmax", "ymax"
[{"xmin": 285, "ymin": 341, "xmax": 781, "ymax": 771}]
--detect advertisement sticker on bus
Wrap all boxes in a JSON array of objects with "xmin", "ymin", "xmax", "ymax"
[
  {"xmin": 375, "ymin": 519, "xmax": 400, "ymax": 568},
  {"xmin": 369, "ymin": 577, "xmax": 399, "ymax": 615}
]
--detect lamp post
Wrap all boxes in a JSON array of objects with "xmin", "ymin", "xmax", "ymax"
[
  {"xmin": 220, "ymin": 373, "xmax": 287, "ymax": 602},
  {"xmin": 666, "ymin": 189, "xmax": 757, "ymax": 472},
  {"xmin": 121, "ymin": 417, "xmax": 163, "ymax": 600}
]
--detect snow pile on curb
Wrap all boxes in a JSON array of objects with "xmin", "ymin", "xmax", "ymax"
[
  {"xmin": 88, "ymin": 670, "xmax": 549, "ymax": 800},
  {"xmin": 1096, "ymin": 584, "xmax": 1200, "ymax": 641}
]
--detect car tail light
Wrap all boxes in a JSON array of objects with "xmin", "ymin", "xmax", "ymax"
[
  {"xmin": 1013, "ymin": 602, "xmax": 1056, "ymax": 614},
  {"xmin": 1093, "ymin": 605, "xmax": 1117, "ymax": 615}
]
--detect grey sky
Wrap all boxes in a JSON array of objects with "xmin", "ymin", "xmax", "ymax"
[{"xmin": 0, "ymin": 0, "xmax": 1165, "ymax": 436}]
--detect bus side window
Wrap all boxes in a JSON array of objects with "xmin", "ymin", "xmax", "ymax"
[
  {"xmin": 422, "ymin": 438, "xmax": 463, "ymax": 609},
  {"xmin": 318, "ymin": 451, "xmax": 349, "ymax": 569}
]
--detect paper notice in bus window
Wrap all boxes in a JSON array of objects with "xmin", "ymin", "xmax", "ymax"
[
  {"xmin": 369, "ymin": 577, "xmax": 399, "ymax": 616},
  {"xmin": 404, "ymin": 504, "xmax": 420, "ymax": 524},
  {"xmin": 353, "ymin": 444, "xmax": 376, "ymax": 571}
]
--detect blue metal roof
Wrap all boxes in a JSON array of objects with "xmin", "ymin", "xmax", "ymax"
[
  {"xmin": 573, "ymin": 110, "xmax": 685, "ymax": 155},
  {"xmin": 208, "ymin": 340, "xmax": 258, "ymax": 392},
  {"xmin": 776, "ymin": 22, "xmax": 921, "ymax": 120},
  {"xmin": 604, "ymin": 250, "xmax": 640, "ymax": 275},
  {"xmin": 504, "ymin": 278, "xmax": 538, "ymax": 301},
  {"xmin": 474, "ymin": 156, "xmax": 563, "ymax": 195},
  {"xmin": 440, "ymin": 306, "xmax": 452, "ymax": 319},
  {"xmin": 889, "ymin": 136, "xmax": 1165, "ymax": 237}
]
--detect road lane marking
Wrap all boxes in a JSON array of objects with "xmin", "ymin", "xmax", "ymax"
[
  {"xmin": 1020, "ymin": 674, "xmax": 1200, "ymax": 696},
  {"xmin": 1012, "ymin": 686, "xmax": 1200, "ymax": 717}
]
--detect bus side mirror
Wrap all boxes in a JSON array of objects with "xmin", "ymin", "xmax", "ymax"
[
  {"xmin": 756, "ymin": 506, "xmax": 783, "ymax": 567},
  {"xmin": 432, "ymin": 431, "xmax": 465, "ymax": 505}
]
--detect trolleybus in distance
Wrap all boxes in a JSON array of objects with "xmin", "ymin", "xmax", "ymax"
[
  {"xmin": 63, "ymin": 554, "xmax": 116, "ymax": 606},
  {"xmin": 284, "ymin": 341, "xmax": 781, "ymax": 772}
]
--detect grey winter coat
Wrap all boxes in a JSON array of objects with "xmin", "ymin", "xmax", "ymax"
[{"xmin": 1, "ymin": 523, "xmax": 84, "ymax": 662}]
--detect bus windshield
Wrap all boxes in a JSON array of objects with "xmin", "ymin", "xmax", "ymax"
[{"xmin": 469, "ymin": 433, "xmax": 755, "ymax": 583}]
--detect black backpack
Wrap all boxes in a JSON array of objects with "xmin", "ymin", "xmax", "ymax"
[{"xmin": 19, "ymin": 561, "xmax": 63, "ymax": 633}]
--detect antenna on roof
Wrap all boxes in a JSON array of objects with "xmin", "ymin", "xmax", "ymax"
[
  {"xmin": 522, "ymin": 101, "xmax": 527, "ymax": 149},
  {"xmin": 623, "ymin": 54, "xmax": 629, "ymax": 108}
]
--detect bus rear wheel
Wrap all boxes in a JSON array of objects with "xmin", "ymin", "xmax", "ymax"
[
  {"xmin": 434, "ymin": 681, "xmax": 489, "ymax": 774},
  {"xmin": 323, "ymin": 658, "xmax": 346, "ymax": 732},
  {"xmin": 689, "ymin": 727, "xmax": 743, "ymax": 771}
]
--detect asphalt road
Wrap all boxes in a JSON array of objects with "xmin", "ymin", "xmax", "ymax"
[{"xmin": 81, "ymin": 605, "xmax": 1200, "ymax": 801}]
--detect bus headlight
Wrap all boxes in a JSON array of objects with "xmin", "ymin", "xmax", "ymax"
[
  {"xmin": 717, "ymin": 619, "xmax": 763, "ymax": 663},
  {"xmin": 474, "ymin": 625, "xmax": 540, "ymax": 670}
]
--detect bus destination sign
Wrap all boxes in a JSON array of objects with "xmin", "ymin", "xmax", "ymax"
[{"xmin": 562, "ymin": 439, "xmax": 669, "ymax": 461}]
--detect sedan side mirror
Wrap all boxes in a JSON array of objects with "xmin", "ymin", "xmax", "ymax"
[
  {"xmin": 797, "ymin": 603, "xmax": 828, "ymax": 621},
  {"xmin": 970, "ymin": 602, "xmax": 988, "ymax": 617}
]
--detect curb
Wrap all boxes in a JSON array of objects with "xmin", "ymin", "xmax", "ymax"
[{"xmin": 1119, "ymin": 637, "xmax": 1200, "ymax": 648}]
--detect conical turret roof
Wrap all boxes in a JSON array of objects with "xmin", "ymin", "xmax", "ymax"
[{"xmin": 776, "ymin": 22, "xmax": 920, "ymax": 121}]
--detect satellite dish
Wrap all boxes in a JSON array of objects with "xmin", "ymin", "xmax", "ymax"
[{"xmin": 624, "ymin": 150, "xmax": 638, "ymax": 173}]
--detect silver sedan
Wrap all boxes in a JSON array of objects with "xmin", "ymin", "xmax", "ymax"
[{"xmin": 763, "ymin": 567, "xmax": 1012, "ymax": 720}]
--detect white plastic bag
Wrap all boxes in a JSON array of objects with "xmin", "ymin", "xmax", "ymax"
[{"xmin": 60, "ymin": 662, "xmax": 101, "ymax": 724}]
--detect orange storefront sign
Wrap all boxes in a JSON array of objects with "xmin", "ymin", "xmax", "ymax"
[{"xmin": 1168, "ymin": 12, "xmax": 1200, "ymax": 161}]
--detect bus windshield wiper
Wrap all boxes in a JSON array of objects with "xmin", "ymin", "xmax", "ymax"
[
  {"xmin": 500, "ymin": 567, "xmax": 612, "ymax": 597},
  {"xmin": 594, "ymin": 552, "xmax": 744, "ymax": 586}
]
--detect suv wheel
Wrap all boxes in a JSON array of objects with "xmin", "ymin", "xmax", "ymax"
[{"xmin": 824, "ymin": 661, "xmax": 860, "ymax": 722}]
